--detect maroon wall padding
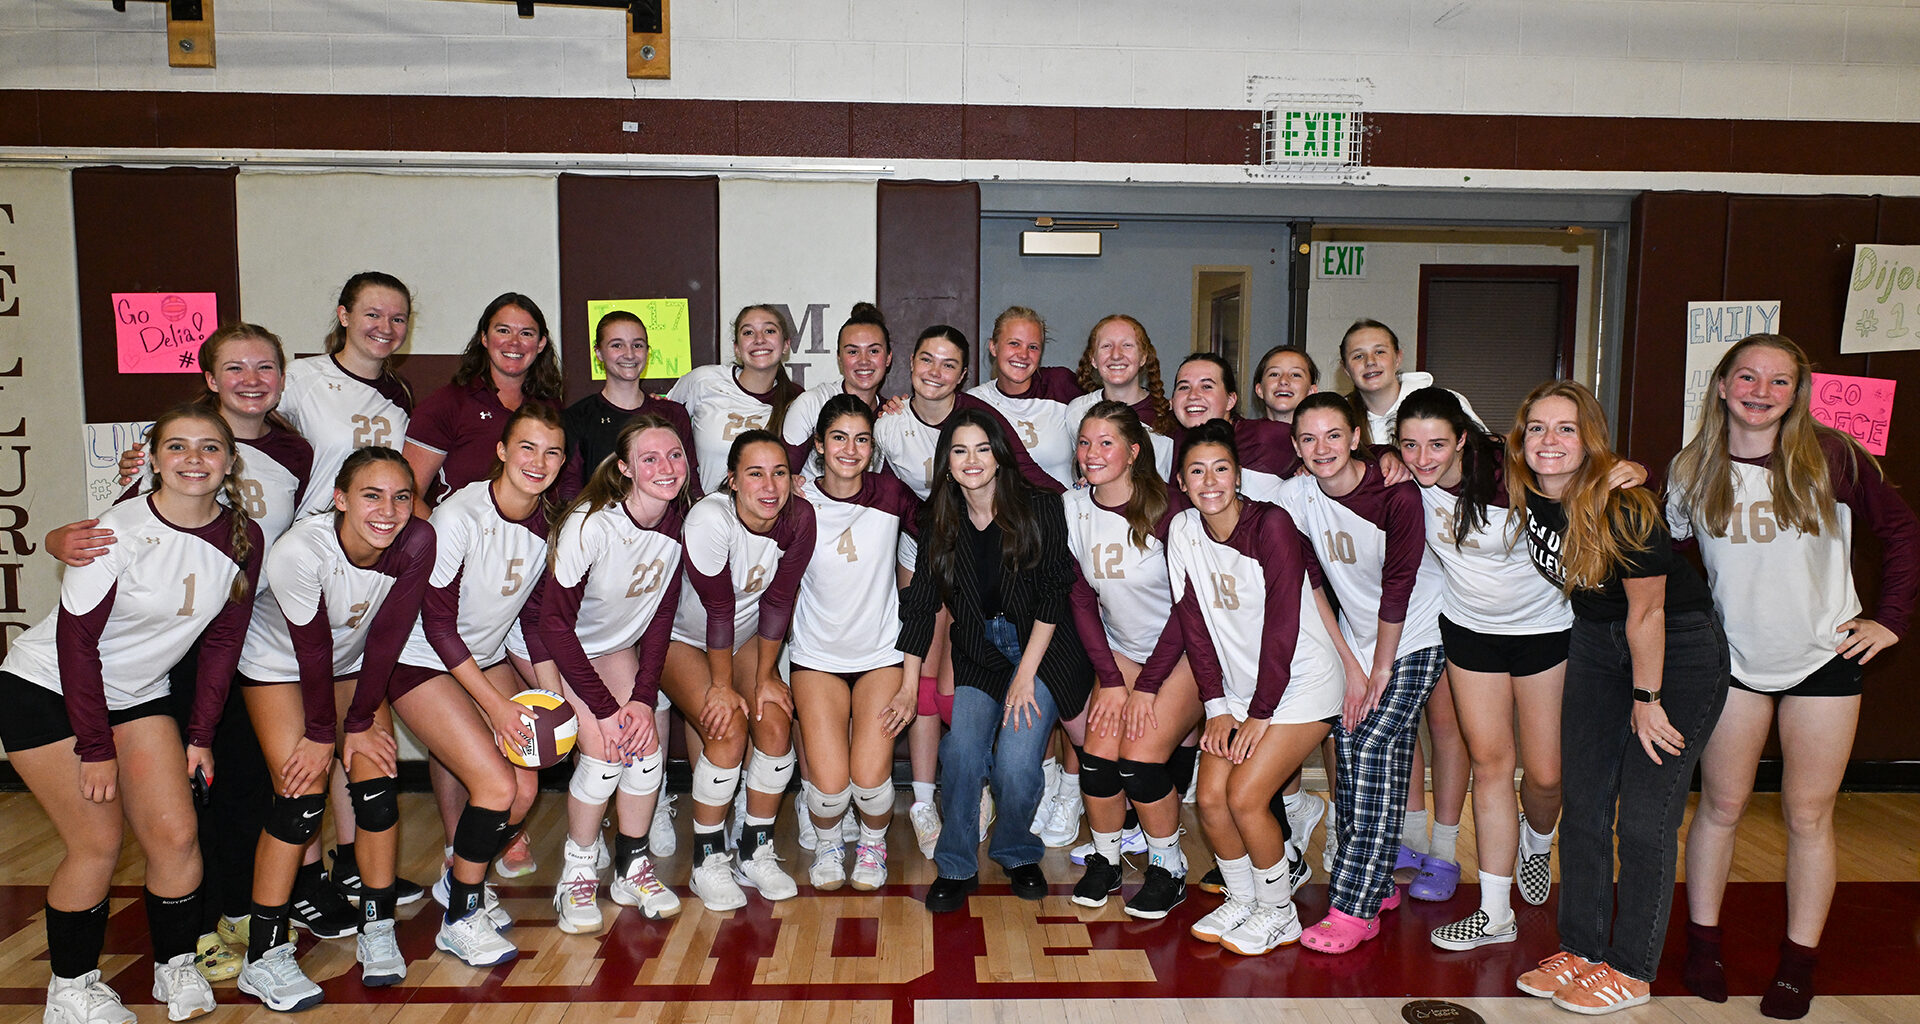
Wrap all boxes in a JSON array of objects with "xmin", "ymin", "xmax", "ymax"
[
  {"xmin": 555, "ymin": 175, "xmax": 721, "ymax": 405},
  {"xmin": 71, "ymin": 166, "xmax": 240, "ymax": 421},
  {"xmin": 1622, "ymin": 192, "xmax": 1920, "ymax": 761},
  {"xmin": 875, "ymin": 180, "xmax": 980, "ymax": 398}
]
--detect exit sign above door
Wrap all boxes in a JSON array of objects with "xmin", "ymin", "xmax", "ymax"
[{"xmin": 1315, "ymin": 242, "xmax": 1368, "ymax": 280}]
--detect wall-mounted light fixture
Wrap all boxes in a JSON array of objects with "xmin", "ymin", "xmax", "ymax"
[{"xmin": 1021, "ymin": 216, "xmax": 1118, "ymax": 257}]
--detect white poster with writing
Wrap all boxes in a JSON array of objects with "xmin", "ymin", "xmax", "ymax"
[
  {"xmin": 0, "ymin": 167, "xmax": 87, "ymax": 661},
  {"xmin": 718, "ymin": 180, "xmax": 878, "ymax": 390},
  {"xmin": 1683, "ymin": 300, "xmax": 1780, "ymax": 444},
  {"xmin": 1841, "ymin": 244, "xmax": 1920, "ymax": 354}
]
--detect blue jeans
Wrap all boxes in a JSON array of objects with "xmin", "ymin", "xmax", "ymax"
[
  {"xmin": 934, "ymin": 615, "xmax": 1059, "ymax": 880},
  {"xmin": 1557, "ymin": 609, "xmax": 1729, "ymax": 982}
]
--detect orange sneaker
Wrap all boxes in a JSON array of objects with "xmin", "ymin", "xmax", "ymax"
[
  {"xmin": 1516, "ymin": 951, "xmax": 1600, "ymax": 998},
  {"xmin": 1551, "ymin": 962, "xmax": 1651, "ymax": 1014},
  {"xmin": 496, "ymin": 832, "xmax": 537, "ymax": 878}
]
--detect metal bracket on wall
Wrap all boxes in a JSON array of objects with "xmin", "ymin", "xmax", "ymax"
[
  {"xmin": 486, "ymin": 0, "xmax": 671, "ymax": 79},
  {"xmin": 111, "ymin": 0, "xmax": 215, "ymax": 68}
]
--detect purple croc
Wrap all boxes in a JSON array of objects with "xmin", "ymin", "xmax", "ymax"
[{"xmin": 1410, "ymin": 856, "xmax": 1461, "ymax": 901}]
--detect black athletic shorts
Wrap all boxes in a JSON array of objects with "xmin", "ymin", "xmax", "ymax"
[
  {"xmin": 791, "ymin": 663, "xmax": 902, "ymax": 687},
  {"xmin": 1439, "ymin": 615, "xmax": 1570, "ymax": 678},
  {"xmin": 1732, "ymin": 652, "xmax": 1864, "ymax": 698},
  {"xmin": 0, "ymin": 670, "xmax": 174, "ymax": 755}
]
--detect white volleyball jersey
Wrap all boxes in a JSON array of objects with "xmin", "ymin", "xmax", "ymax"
[
  {"xmin": 789, "ymin": 473, "xmax": 920, "ymax": 673},
  {"xmin": 780, "ymin": 378, "xmax": 860, "ymax": 478},
  {"xmin": 541, "ymin": 498, "xmax": 686, "ymax": 719},
  {"xmin": 1668, "ymin": 441, "xmax": 1919, "ymax": 691},
  {"xmin": 1162, "ymin": 502, "xmax": 1342, "ymax": 724},
  {"xmin": 239, "ymin": 513, "xmax": 428, "ymax": 682},
  {"xmin": 400, "ymin": 480, "xmax": 550, "ymax": 672},
  {"xmin": 876, "ymin": 393, "xmax": 1061, "ymax": 500},
  {"xmin": 1418, "ymin": 483, "xmax": 1572, "ymax": 635},
  {"xmin": 968, "ymin": 369, "xmax": 1082, "ymax": 488},
  {"xmin": 1275, "ymin": 467, "xmax": 1445, "ymax": 665},
  {"xmin": 671, "ymin": 490, "xmax": 816, "ymax": 650},
  {"xmin": 1065, "ymin": 488, "xmax": 1173, "ymax": 664},
  {"xmin": 4, "ymin": 497, "xmax": 256, "ymax": 729},
  {"xmin": 123, "ymin": 426, "xmax": 313, "ymax": 550},
  {"xmin": 1063, "ymin": 390, "xmax": 1175, "ymax": 480},
  {"xmin": 281, "ymin": 355, "xmax": 412, "ymax": 515},
  {"xmin": 668, "ymin": 364, "xmax": 785, "ymax": 495}
]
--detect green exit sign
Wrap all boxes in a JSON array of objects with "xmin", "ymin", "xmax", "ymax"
[
  {"xmin": 1276, "ymin": 109, "xmax": 1350, "ymax": 162},
  {"xmin": 1315, "ymin": 242, "xmax": 1368, "ymax": 280}
]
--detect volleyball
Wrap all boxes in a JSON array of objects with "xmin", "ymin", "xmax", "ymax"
[{"xmin": 499, "ymin": 688, "xmax": 578, "ymax": 769}]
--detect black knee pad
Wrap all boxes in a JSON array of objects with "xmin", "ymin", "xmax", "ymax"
[
  {"xmin": 1167, "ymin": 744, "xmax": 1199, "ymax": 796},
  {"xmin": 1118, "ymin": 758, "xmax": 1175, "ymax": 805},
  {"xmin": 346, "ymin": 777, "xmax": 399, "ymax": 833},
  {"xmin": 452, "ymin": 805, "xmax": 512, "ymax": 864},
  {"xmin": 263, "ymin": 793, "xmax": 327, "ymax": 845},
  {"xmin": 1077, "ymin": 752, "xmax": 1124, "ymax": 800}
]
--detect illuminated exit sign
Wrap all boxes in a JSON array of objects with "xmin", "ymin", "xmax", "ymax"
[
  {"xmin": 1274, "ymin": 109, "xmax": 1351, "ymax": 162},
  {"xmin": 1314, "ymin": 242, "xmax": 1368, "ymax": 280}
]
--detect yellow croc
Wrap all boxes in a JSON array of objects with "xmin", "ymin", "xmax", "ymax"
[{"xmin": 194, "ymin": 932, "xmax": 242, "ymax": 983}]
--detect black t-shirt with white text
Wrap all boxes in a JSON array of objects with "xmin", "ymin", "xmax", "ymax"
[{"xmin": 1525, "ymin": 489, "xmax": 1713, "ymax": 623}]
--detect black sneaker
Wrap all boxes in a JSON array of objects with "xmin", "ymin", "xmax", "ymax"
[
  {"xmin": 1070, "ymin": 854, "xmax": 1122, "ymax": 908},
  {"xmin": 1197, "ymin": 865, "xmax": 1224, "ymax": 894},
  {"xmin": 289, "ymin": 867, "xmax": 358, "ymax": 939},
  {"xmin": 330, "ymin": 847, "xmax": 426, "ymax": 906},
  {"xmin": 1288, "ymin": 852, "xmax": 1311, "ymax": 895},
  {"xmin": 1123, "ymin": 864, "xmax": 1188, "ymax": 919}
]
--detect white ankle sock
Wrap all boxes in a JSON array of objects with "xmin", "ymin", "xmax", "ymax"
[
  {"xmin": 1253, "ymin": 861, "xmax": 1289, "ymax": 907},
  {"xmin": 1430, "ymin": 821, "xmax": 1460, "ymax": 862},
  {"xmin": 1091, "ymin": 829, "xmax": 1122, "ymax": 863},
  {"xmin": 1217, "ymin": 855, "xmax": 1255, "ymax": 902},
  {"xmin": 1478, "ymin": 871, "xmax": 1514, "ymax": 926},
  {"xmin": 1520, "ymin": 819, "xmax": 1555, "ymax": 857},
  {"xmin": 912, "ymin": 782, "xmax": 935, "ymax": 805},
  {"xmin": 1146, "ymin": 831, "xmax": 1184, "ymax": 872},
  {"xmin": 1402, "ymin": 809, "xmax": 1430, "ymax": 854}
]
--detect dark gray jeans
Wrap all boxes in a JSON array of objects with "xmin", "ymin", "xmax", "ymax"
[{"xmin": 1557, "ymin": 609, "xmax": 1730, "ymax": 982}]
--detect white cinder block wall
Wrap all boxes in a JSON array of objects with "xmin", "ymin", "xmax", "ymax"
[{"xmin": 4, "ymin": 0, "xmax": 1920, "ymax": 122}]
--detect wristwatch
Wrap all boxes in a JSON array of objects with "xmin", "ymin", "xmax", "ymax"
[{"xmin": 1632, "ymin": 687, "xmax": 1662, "ymax": 704}]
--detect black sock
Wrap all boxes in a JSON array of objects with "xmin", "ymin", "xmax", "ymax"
[
  {"xmin": 446, "ymin": 878, "xmax": 485, "ymax": 924},
  {"xmin": 330, "ymin": 842, "xmax": 359, "ymax": 882},
  {"xmin": 740, "ymin": 823, "xmax": 774, "ymax": 858},
  {"xmin": 1684, "ymin": 921, "xmax": 1728, "ymax": 1002},
  {"xmin": 1122, "ymin": 806, "xmax": 1139, "ymax": 831},
  {"xmin": 1275, "ymin": 793, "xmax": 1294, "ymax": 845},
  {"xmin": 45, "ymin": 899, "xmax": 109, "ymax": 980},
  {"xmin": 145, "ymin": 889, "xmax": 202, "ymax": 963},
  {"xmin": 1168, "ymin": 744, "xmax": 1199, "ymax": 796},
  {"xmin": 295, "ymin": 858, "xmax": 327, "ymax": 894},
  {"xmin": 360, "ymin": 885, "xmax": 396, "ymax": 932},
  {"xmin": 249, "ymin": 902, "xmax": 291, "ymax": 961},
  {"xmin": 615, "ymin": 833, "xmax": 650, "ymax": 876},
  {"xmin": 693, "ymin": 826, "xmax": 726, "ymax": 862},
  {"xmin": 1761, "ymin": 939, "xmax": 1817, "ymax": 1019}
]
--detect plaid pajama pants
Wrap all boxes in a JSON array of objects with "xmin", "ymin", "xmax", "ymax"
[{"xmin": 1328, "ymin": 643, "xmax": 1446, "ymax": 919}]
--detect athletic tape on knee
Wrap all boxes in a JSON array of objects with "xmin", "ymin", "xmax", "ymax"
[
  {"xmin": 916, "ymin": 675, "xmax": 940, "ymax": 717},
  {"xmin": 811, "ymin": 785, "xmax": 852, "ymax": 821},
  {"xmin": 452, "ymin": 804, "xmax": 512, "ymax": 864},
  {"xmin": 690, "ymin": 753, "xmax": 742, "ymax": 807},
  {"xmin": 346, "ymin": 777, "xmax": 400, "ymax": 833},
  {"xmin": 851, "ymin": 781, "xmax": 893, "ymax": 818},
  {"xmin": 744, "ymin": 744, "xmax": 796, "ymax": 796},
  {"xmin": 568, "ymin": 753, "xmax": 622, "ymax": 806},
  {"xmin": 263, "ymin": 793, "xmax": 327, "ymax": 845},
  {"xmin": 1118, "ymin": 758, "xmax": 1175, "ymax": 805},
  {"xmin": 617, "ymin": 746, "xmax": 666, "ymax": 797},
  {"xmin": 1078, "ymin": 752, "xmax": 1124, "ymax": 799}
]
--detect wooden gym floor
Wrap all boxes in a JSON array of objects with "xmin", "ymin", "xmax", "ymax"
[{"xmin": 0, "ymin": 789, "xmax": 1914, "ymax": 1024}]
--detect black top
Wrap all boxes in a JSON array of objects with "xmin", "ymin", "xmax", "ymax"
[
  {"xmin": 1525, "ymin": 489, "xmax": 1715, "ymax": 623},
  {"xmin": 968, "ymin": 519, "xmax": 1004, "ymax": 618},
  {"xmin": 897, "ymin": 490, "xmax": 1095, "ymax": 719}
]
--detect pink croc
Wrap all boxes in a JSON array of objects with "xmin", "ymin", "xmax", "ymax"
[
  {"xmin": 1379, "ymin": 884, "xmax": 1403, "ymax": 912},
  {"xmin": 1300, "ymin": 908, "xmax": 1380, "ymax": 954}
]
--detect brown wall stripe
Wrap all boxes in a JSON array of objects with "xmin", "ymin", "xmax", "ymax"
[
  {"xmin": 71, "ymin": 166, "xmax": 241, "ymax": 423},
  {"xmin": 875, "ymin": 180, "xmax": 981, "ymax": 399},
  {"xmin": 555, "ymin": 174, "xmax": 721, "ymax": 405},
  {"xmin": 11, "ymin": 90, "xmax": 1920, "ymax": 177},
  {"xmin": 1621, "ymin": 192, "xmax": 1920, "ymax": 761}
]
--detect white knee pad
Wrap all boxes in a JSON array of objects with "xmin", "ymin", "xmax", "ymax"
[
  {"xmin": 690, "ymin": 753, "xmax": 742, "ymax": 807},
  {"xmin": 568, "ymin": 753, "xmax": 622, "ymax": 806},
  {"xmin": 851, "ymin": 781, "xmax": 894, "ymax": 818},
  {"xmin": 811, "ymin": 785, "xmax": 852, "ymax": 821},
  {"xmin": 617, "ymin": 746, "xmax": 666, "ymax": 797},
  {"xmin": 744, "ymin": 744, "xmax": 796, "ymax": 796}
]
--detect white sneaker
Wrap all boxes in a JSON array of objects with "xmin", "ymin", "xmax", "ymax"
[
  {"xmin": 849, "ymin": 840, "xmax": 888, "ymax": 891},
  {"xmin": 611, "ymin": 854, "xmax": 682, "ymax": 919},
  {"xmin": 1286, "ymin": 793, "xmax": 1326, "ymax": 864},
  {"xmin": 152, "ymin": 953, "xmax": 216, "ymax": 1021},
  {"xmin": 809, "ymin": 843, "xmax": 847, "ymax": 891},
  {"xmin": 650, "ymin": 792, "xmax": 678, "ymax": 859},
  {"xmin": 733, "ymin": 842, "xmax": 799, "ymax": 901},
  {"xmin": 1189, "ymin": 896, "xmax": 1255, "ymax": 944},
  {"xmin": 1038, "ymin": 789, "xmax": 1083, "ymax": 848},
  {"xmin": 236, "ymin": 944, "xmax": 322, "ymax": 1012},
  {"xmin": 1070, "ymin": 826, "xmax": 1147, "ymax": 865},
  {"xmin": 1321, "ymin": 820, "xmax": 1341, "ymax": 877},
  {"xmin": 592, "ymin": 835, "xmax": 612, "ymax": 871},
  {"xmin": 47, "ymin": 970, "xmax": 135, "ymax": 1024},
  {"xmin": 691, "ymin": 850, "xmax": 748, "ymax": 912},
  {"xmin": 841, "ymin": 811, "xmax": 859, "ymax": 843},
  {"xmin": 795, "ymin": 788, "xmax": 819, "ymax": 852},
  {"xmin": 553, "ymin": 843, "xmax": 604, "ymax": 935},
  {"xmin": 727, "ymin": 783, "xmax": 749, "ymax": 850},
  {"xmin": 979, "ymin": 786, "xmax": 996, "ymax": 836},
  {"xmin": 355, "ymin": 919, "xmax": 406, "ymax": 987},
  {"xmin": 909, "ymin": 801, "xmax": 941, "ymax": 860},
  {"xmin": 1219, "ymin": 900, "xmax": 1302, "ymax": 956},
  {"xmin": 435, "ymin": 908, "xmax": 519, "ymax": 967},
  {"xmin": 494, "ymin": 832, "xmax": 538, "ymax": 879},
  {"xmin": 1031, "ymin": 761, "xmax": 1063, "ymax": 832}
]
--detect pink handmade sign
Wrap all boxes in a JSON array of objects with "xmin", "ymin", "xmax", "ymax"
[
  {"xmin": 114, "ymin": 292, "xmax": 217, "ymax": 373},
  {"xmin": 1810, "ymin": 372, "xmax": 1895, "ymax": 455}
]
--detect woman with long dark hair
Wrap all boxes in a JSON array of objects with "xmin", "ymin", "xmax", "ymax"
[{"xmin": 898, "ymin": 409, "xmax": 1093, "ymax": 913}]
